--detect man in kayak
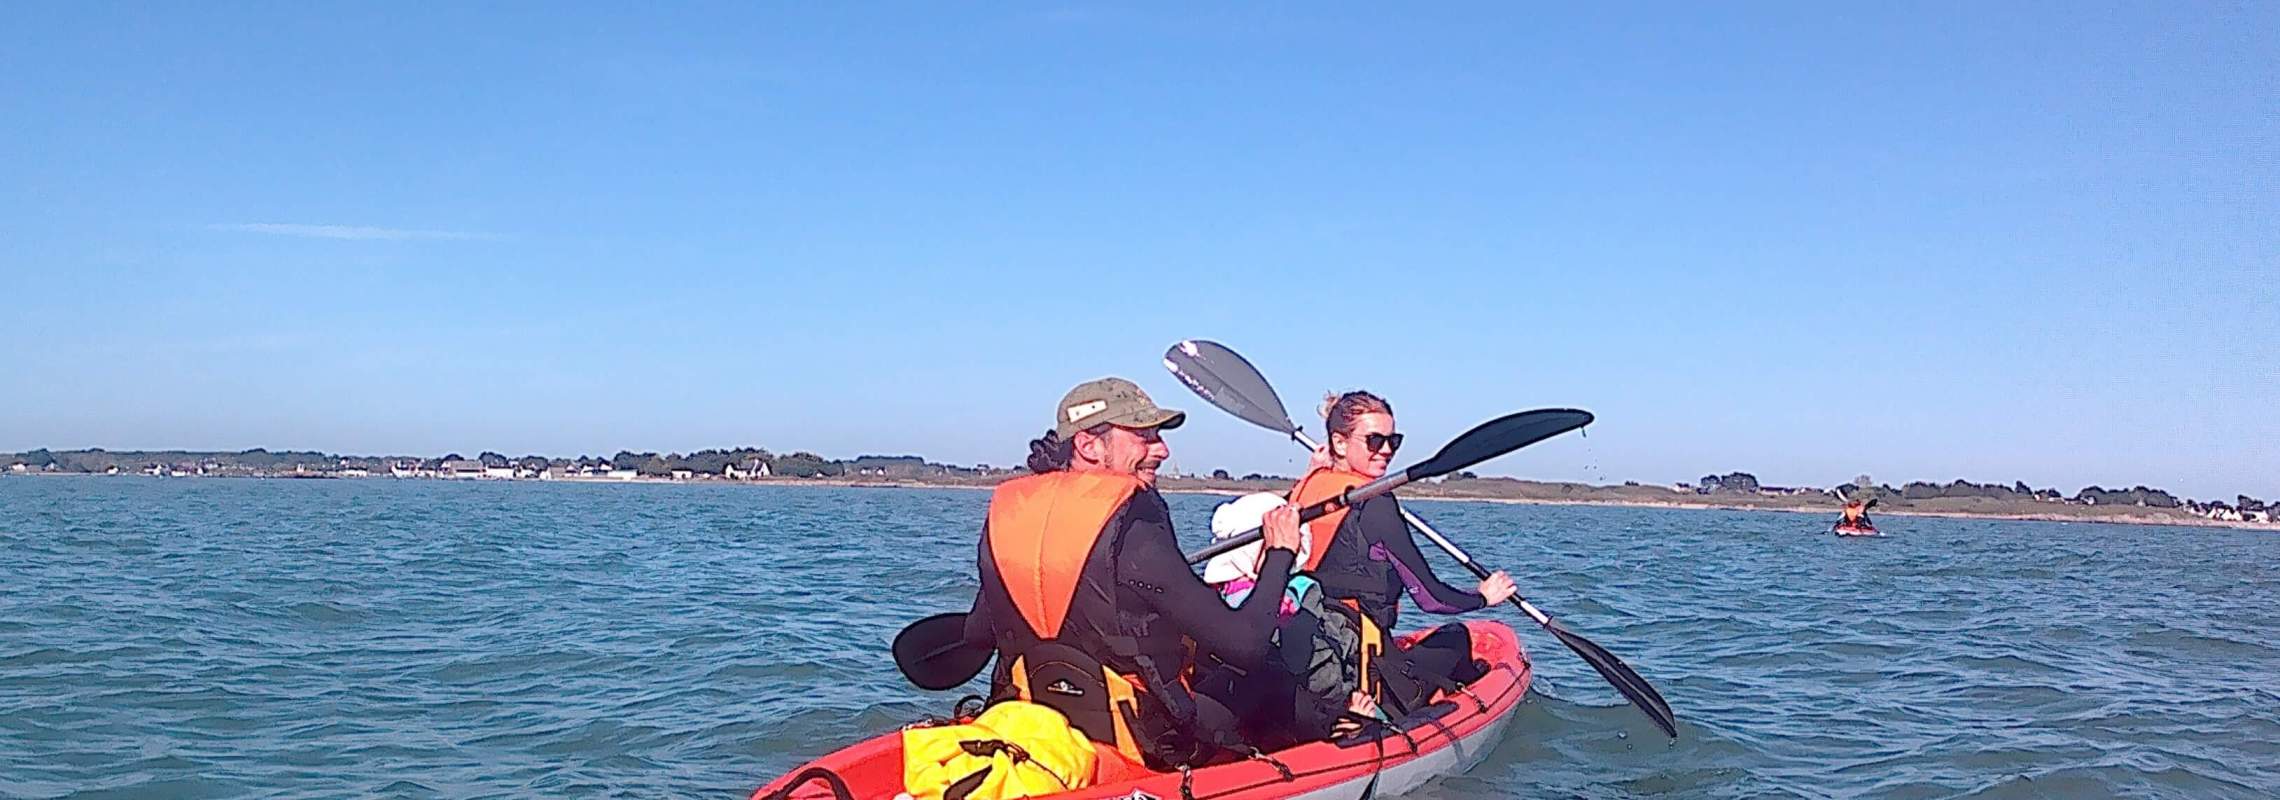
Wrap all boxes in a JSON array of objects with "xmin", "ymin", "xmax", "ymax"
[{"xmin": 959, "ymin": 377, "xmax": 1304, "ymax": 770}]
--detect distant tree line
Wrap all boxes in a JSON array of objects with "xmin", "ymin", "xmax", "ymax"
[
  {"xmin": 5, "ymin": 447, "xmax": 2262, "ymax": 512},
  {"xmin": 1878, "ymin": 479, "xmax": 2176, "ymax": 508},
  {"xmin": 0, "ymin": 448, "xmax": 335, "ymax": 475},
  {"xmin": 1698, "ymin": 470, "xmax": 2235, "ymax": 510},
  {"xmin": 1193, "ymin": 469, "xmax": 1296, "ymax": 482},
  {"xmin": 606, "ymin": 448, "xmax": 776, "ymax": 477},
  {"xmin": 1700, "ymin": 472, "xmax": 1762, "ymax": 493},
  {"xmin": 1, "ymin": 447, "xmax": 1006, "ymax": 480},
  {"xmin": 604, "ymin": 450, "xmax": 979, "ymax": 478}
]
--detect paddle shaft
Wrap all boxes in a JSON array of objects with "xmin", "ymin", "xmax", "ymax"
[
  {"xmin": 1290, "ymin": 429, "xmax": 1680, "ymax": 738},
  {"xmin": 900, "ymin": 465, "xmax": 1413, "ymax": 689},
  {"xmin": 1160, "ymin": 338, "xmax": 1674, "ymax": 737},
  {"xmin": 1183, "ymin": 469, "xmax": 1412, "ymax": 565},
  {"xmin": 1289, "ymin": 430, "xmax": 1553, "ymax": 626}
]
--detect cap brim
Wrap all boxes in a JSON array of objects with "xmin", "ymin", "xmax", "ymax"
[
  {"xmin": 1129, "ymin": 408, "xmax": 1185, "ymax": 430},
  {"xmin": 1061, "ymin": 407, "xmax": 1186, "ymax": 437}
]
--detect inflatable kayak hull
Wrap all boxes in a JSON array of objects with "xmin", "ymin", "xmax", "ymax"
[
  {"xmin": 1833, "ymin": 524, "xmax": 1879, "ymax": 537},
  {"xmin": 752, "ymin": 620, "xmax": 1533, "ymax": 800}
]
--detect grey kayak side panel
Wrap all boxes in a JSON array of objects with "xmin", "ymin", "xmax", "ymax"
[{"xmin": 1284, "ymin": 703, "xmax": 1522, "ymax": 800}]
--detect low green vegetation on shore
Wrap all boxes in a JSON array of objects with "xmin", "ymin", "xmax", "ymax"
[{"xmin": 6, "ymin": 449, "xmax": 2269, "ymax": 529}]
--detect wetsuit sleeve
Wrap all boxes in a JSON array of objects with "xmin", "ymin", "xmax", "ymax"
[
  {"xmin": 1117, "ymin": 499, "xmax": 1295, "ymax": 671},
  {"xmin": 962, "ymin": 591, "xmax": 993, "ymax": 647},
  {"xmin": 962, "ymin": 525, "xmax": 995, "ymax": 648},
  {"xmin": 1354, "ymin": 495, "xmax": 1485, "ymax": 615}
]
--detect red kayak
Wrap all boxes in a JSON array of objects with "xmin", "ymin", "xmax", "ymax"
[
  {"xmin": 752, "ymin": 620, "xmax": 1533, "ymax": 800},
  {"xmin": 1833, "ymin": 523, "xmax": 1879, "ymax": 537}
]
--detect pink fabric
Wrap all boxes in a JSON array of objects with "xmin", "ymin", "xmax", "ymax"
[{"xmin": 1217, "ymin": 578, "xmax": 1300, "ymax": 619}]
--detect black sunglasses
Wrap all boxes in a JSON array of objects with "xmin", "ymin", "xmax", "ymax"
[{"xmin": 1362, "ymin": 432, "xmax": 1404, "ymax": 453}]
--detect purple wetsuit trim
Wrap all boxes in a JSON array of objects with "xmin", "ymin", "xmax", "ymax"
[{"xmin": 1371, "ymin": 541, "xmax": 1471, "ymax": 614}]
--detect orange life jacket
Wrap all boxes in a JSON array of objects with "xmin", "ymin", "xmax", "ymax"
[
  {"xmin": 1285, "ymin": 467, "xmax": 1389, "ymax": 702},
  {"xmin": 1289, "ymin": 467, "xmax": 1371, "ymax": 573},
  {"xmin": 980, "ymin": 471, "xmax": 1158, "ymax": 767},
  {"xmin": 1841, "ymin": 502, "xmax": 1866, "ymax": 523}
]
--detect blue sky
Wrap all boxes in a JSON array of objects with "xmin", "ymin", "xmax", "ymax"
[{"xmin": 4, "ymin": 3, "xmax": 2273, "ymax": 499}]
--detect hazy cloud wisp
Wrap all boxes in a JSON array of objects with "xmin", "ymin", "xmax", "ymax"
[{"xmin": 210, "ymin": 223, "xmax": 498, "ymax": 241}]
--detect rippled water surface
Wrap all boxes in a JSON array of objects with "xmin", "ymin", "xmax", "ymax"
[{"xmin": 4, "ymin": 477, "xmax": 2277, "ymax": 799}]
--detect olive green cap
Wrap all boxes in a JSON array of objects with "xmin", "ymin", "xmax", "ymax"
[{"xmin": 1055, "ymin": 377, "xmax": 1186, "ymax": 438}]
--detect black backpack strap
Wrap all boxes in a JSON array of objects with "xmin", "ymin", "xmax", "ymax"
[
  {"xmin": 943, "ymin": 764, "xmax": 993, "ymax": 800},
  {"xmin": 1105, "ymin": 630, "xmax": 1198, "ymax": 727},
  {"xmin": 1243, "ymin": 746, "xmax": 1295, "ymax": 782}
]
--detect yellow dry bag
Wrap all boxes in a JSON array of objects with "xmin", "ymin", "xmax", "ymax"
[{"xmin": 901, "ymin": 701, "xmax": 1096, "ymax": 800}]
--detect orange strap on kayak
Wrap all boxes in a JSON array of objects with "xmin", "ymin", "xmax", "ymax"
[
  {"xmin": 1290, "ymin": 468, "xmax": 1369, "ymax": 572},
  {"xmin": 1354, "ymin": 600, "xmax": 1384, "ymax": 698},
  {"xmin": 986, "ymin": 472, "xmax": 1141, "ymax": 638},
  {"xmin": 1105, "ymin": 674, "xmax": 1145, "ymax": 766}
]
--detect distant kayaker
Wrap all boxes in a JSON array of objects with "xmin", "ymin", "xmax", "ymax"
[
  {"xmin": 1839, "ymin": 499, "xmax": 1875, "ymax": 529},
  {"xmin": 1277, "ymin": 391, "xmax": 1517, "ymax": 729},
  {"xmin": 957, "ymin": 377, "xmax": 1303, "ymax": 771}
]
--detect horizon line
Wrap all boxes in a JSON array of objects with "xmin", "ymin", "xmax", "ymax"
[{"xmin": 4, "ymin": 445, "xmax": 2268, "ymax": 504}]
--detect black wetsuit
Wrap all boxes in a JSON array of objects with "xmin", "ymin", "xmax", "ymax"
[
  {"xmin": 1307, "ymin": 493, "xmax": 1488, "ymax": 717},
  {"xmin": 1311, "ymin": 494, "xmax": 1486, "ymax": 631}
]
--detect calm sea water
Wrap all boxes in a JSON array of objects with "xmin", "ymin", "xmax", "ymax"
[{"xmin": 2, "ymin": 477, "xmax": 2275, "ymax": 799}]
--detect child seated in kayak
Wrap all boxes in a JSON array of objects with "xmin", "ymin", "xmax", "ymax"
[
  {"xmin": 1201, "ymin": 492, "xmax": 1314, "ymax": 618},
  {"xmin": 1200, "ymin": 493, "xmax": 1384, "ymax": 746}
]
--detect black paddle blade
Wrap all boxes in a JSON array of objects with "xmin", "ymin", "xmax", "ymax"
[
  {"xmin": 1541, "ymin": 616, "xmax": 1678, "ymax": 739},
  {"xmin": 1163, "ymin": 340, "xmax": 1301, "ymax": 435},
  {"xmin": 892, "ymin": 612, "xmax": 992, "ymax": 691},
  {"xmin": 1408, "ymin": 408, "xmax": 1594, "ymax": 482}
]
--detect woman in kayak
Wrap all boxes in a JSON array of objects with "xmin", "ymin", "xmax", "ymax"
[{"xmin": 1273, "ymin": 391, "xmax": 1517, "ymax": 730}]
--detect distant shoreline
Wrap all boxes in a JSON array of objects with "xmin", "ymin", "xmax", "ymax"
[
  {"xmin": 12, "ymin": 471, "xmax": 2273, "ymax": 532},
  {"xmin": 1390, "ymin": 495, "xmax": 2277, "ymax": 531}
]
